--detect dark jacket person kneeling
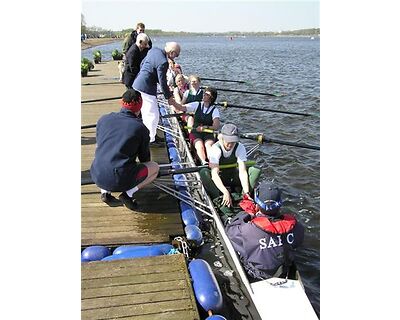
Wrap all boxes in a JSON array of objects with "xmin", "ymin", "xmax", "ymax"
[{"xmin": 90, "ymin": 89, "xmax": 159, "ymax": 211}]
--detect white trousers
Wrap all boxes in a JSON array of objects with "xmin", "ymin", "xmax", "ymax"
[{"xmin": 138, "ymin": 91, "xmax": 159, "ymax": 142}]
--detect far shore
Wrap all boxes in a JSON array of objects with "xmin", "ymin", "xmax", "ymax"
[{"xmin": 81, "ymin": 38, "xmax": 121, "ymax": 50}]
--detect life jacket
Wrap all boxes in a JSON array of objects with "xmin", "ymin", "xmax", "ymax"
[
  {"xmin": 239, "ymin": 198, "xmax": 296, "ymax": 234},
  {"xmin": 252, "ymin": 214, "xmax": 296, "ymax": 234}
]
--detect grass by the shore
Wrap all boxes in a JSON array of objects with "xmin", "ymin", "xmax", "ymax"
[{"xmin": 81, "ymin": 38, "xmax": 121, "ymax": 50}]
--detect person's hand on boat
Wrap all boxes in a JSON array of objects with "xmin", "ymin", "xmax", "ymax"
[
  {"xmin": 242, "ymin": 192, "xmax": 253, "ymax": 201},
  {"xmin": 222, "ymin": 190, "xmax": 233, "ymax": 207}
]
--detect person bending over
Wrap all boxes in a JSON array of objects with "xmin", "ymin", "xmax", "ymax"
[{"xmin": 133, "ymin": 42, "xmax": 182, "ymax": 144}]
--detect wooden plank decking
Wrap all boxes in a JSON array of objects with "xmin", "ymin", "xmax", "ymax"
[
  {"xmin": 81, "ymin": 61, "xmax": 199, "ymax": 319},
  {"xmin": 81, "ymin": 254, "xmax": 200, "ymax": 320},
  {"xmin": 81, "ymin": 61, "xmax": 185, "ymax": 247}
]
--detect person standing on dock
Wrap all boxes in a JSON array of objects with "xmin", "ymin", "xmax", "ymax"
[
  {"xmin": 122, "ymin": 22, "xmax": 152, "ymax": 56},
  {"xmin": 133, "ymin": 41, "xmax": 182, "ymax": 144},
  {"xmin": 123, "ymin": 33, "xmax": 150, "ymax": 89},
  {"xmin": 225, "ymin": 182, "xmax": 304, "ymax": 280},
  {"xmin": 199, "ymin": 123, "xmax": 261, "ymax": 216},
  {"xmin": 90, "ymin": 89, "xmax": 159, "ymax": 211}
]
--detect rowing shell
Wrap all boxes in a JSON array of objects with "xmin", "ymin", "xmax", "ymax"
[{"xmin": 156, "ymin": 97, "xmax": 318, "ymax": 319}]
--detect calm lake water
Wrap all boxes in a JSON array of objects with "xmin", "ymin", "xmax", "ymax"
[{"xmin": 82, "ymin": 35, "xmax": 320, "ymax": 316}]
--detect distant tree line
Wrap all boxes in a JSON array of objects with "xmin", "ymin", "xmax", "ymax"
[{"xmin": 81, "ymin": 14, "xmax": 319, "ymax": 38}]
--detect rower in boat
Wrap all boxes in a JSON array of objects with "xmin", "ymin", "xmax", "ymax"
[
  {"xmin": 225, "ymin": 181, "xmax": 305, "ymax": 281},
  {"xmin": 171, "ymin": 86, "xmax": 220, "ymax": 165},
  {"xmin": 173, "ymin": 74, "xmax": 189, "ymax": 104},
  {"xmin": 181, "ymin": 75, "xmax": 204, "ymax": 133},
  {"xmin": 199, "ymin": 123, "xmax": 261, "ymax": 219}
]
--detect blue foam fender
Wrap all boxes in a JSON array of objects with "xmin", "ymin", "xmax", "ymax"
[
  {"xmin": 189, "ymin": 259, "xmax": 223, "ymax": 312},
  {"xmin": 205, "ymin": 316, "xmax": 227, "ymax": 320},
  {"xmin": 184, "ymin": 225, "xmax": 203, "ymax": 246},
  {"xmin": 180, "ymin": 202, "xmax": 199, "ymax": 226},
  {"xmin": 113, "ymin": 244, "xmax": 173, "ymax": 255},
  {"xmin": 167, "ymin": 141, "xmax": 176, "ymax": 149},
  {"xmin": 168, "ymin": 147, "xmax": 179, "ymax": 161},
  {"xmin": 81, "ymin": 245, "xmax": 111, "ymax": 261},
  {"xmin": 171, "ymin": 161, "xmax": 182, "ymax": 170},
  {"xmin": 101, "ymin": 246, "xmax": 164, "ymax": 261},
  {"xmin": 165, "ymin": 133, "xmax": 174, "ymax": 143},
  {"xmin": 176, "ymin": 186, "xmax": 188, "ymax": 193},
  {"xmin": 173, "ymin": 173, "xmax": 186, "ymax": 186},
  {"xmin": 171, "ymin": 153, "xmax": 181, "ymax": 163}
]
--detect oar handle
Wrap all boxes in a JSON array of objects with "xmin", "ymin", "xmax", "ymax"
[
  {"xmin": 219, "ymin": 160, "xmax": 256, "ymax": 169},
  {"xmin": 184, "ymin": 126, "xmax": 215, "ymax": 134},
  {"xmin": 158, "ymin": 165, "xmax": 209, "ymax": 177}
]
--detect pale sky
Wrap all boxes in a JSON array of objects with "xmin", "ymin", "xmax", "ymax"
[{"xmin": 81, "ymin": 0, "xmax": 319, "ymax": 33}]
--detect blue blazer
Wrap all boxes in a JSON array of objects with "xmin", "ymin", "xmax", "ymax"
[
  {"xmin": 133, "ymin": 47, "xmax": 172, "ymax": 99},
  {"xmin": 90, "ymin": 108, "xmax": 150, "ymax": 191}
]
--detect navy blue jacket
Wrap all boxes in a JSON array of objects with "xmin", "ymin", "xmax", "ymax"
[
  {"xmin": 225, "ymin": 212, "xmax": 304, "ymax": 279},
  {"xmin": 90, "ymin": 108, "xmax": 150, "ymax": 191},
  {"xmin": 133, "ymin": 47, "xmax": 172, "ymax": 99},
  {"xmin": 124, "ymin": 44, "xmax": 146, "ymax": 87}
]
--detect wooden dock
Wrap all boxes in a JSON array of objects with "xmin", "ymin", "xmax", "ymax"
[
  {"xmin": 81, "ymin": 61, "xmax": 185, "ymax": 247},
  {"xmin": 81, "ymin": 60, "xmax": 199, "ymax": 319},
  {"xmin": 82, "ymin": 254, "xmax": 200, "ymax": 320}
]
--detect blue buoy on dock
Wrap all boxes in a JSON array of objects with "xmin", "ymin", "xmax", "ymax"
[
  {"xmin": 113, "ymin": 244, "xmax": 173, "ymax": 255},
  {"xmin": 81, "ymin": 245, "xmax": 111, "ymax": 261},
  {"xmin": 189, "ymin": 259, "xmax": 223, "ymax": 313},
  {"xmin": 101, "ymin": 246, "xmax": 164, "ymax": 261}
]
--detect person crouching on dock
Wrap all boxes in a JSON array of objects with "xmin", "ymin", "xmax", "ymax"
[{"xmin": 90, "ymin": 89, "xmax": 159, "ymax": 211}]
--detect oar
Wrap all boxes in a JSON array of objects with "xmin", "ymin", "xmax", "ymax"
[
  {"xmin": 184, "ymin": 126, "xmax": 214, "ymax": 133},
  {"xmin": 240, "ymin": 133, "xmax": 320, "ymax": 150},
  {"xmin": 202, "ymin": 86, "xmax": 283, "ymax": 97},
  {"xmin": 184, "ymin": 126, "xmax": 319, "ymax": 150},
  {"xmin": 158, "ymin": 165, "xmax": 208, "ymax": 176},
  {"xmin": 81, "ymin": 165, "xmax": 209, "ymax": 186},
  {"xmin": 81, "ymin": 124, "xmax": 96, "ymax": 129},
  {"xmin": 201, "ymin": 77, "xmax": 247, "ymax": 84},
  {"xmin": 161, "ymin": 112, "xmax": 193, "ymax": 119},
  {"xmin": 81, "ymin": 96, "xmax": 121, "ymax": 104},
  {"xmin": 82, "ymin": 82, "xmax": 122, "ymax": 86},
  {"xmin": 218, "ymin": 101, "xmax": 313, "ymax": 117}
]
